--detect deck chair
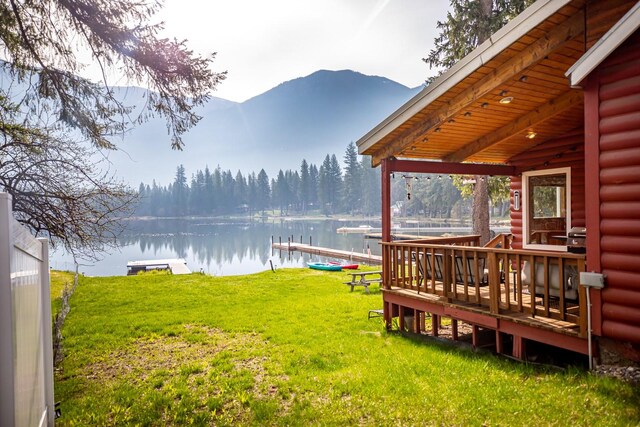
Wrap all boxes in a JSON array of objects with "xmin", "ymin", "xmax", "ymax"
[
  {"xmin": 521, "ymin": 261, "xmax": 579, "ymax": 301},
  {"xmin": 454, "ymin": 255, "xmax": 488, "ymax": 286},
  {"xmin": 412, "ymin": 251, "xmax": 444, "ymax": 286}
]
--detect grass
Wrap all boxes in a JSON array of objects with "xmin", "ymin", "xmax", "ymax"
[{"xmin": 54, "ymin": 268, "xmax": 639, "ymax": 426}]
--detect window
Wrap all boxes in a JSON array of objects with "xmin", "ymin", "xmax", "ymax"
[{"xmin": 522, "ymin": 167, "xmax": 571, "ymax": 251}]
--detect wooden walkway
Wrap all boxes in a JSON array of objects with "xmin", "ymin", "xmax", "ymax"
[{"xmin": 271, "ymin": 242, "xmax": 382, "ymax": 264}]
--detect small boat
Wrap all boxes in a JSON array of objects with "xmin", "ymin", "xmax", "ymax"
[
  {"xmin": 329, "ymin": 261, "xmax": 359, "ymax": 270},
  {"xmin": 307, "ymin": 262, "xmax": 343, "ymax": 271}
]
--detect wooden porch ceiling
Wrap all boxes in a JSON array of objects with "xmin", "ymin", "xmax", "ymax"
[{"xmin": 359, "ymin": 1, "xmax": 587, "ymax": 167}]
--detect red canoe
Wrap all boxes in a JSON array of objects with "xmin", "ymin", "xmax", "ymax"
[{"xmin": 329, "ymin": 261, "xmax": 359, "ymax": 270}]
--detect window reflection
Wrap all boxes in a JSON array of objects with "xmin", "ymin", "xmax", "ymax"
[{"xmin": 526, "ymin": 172, "xmax": 568, "ymax": 246}]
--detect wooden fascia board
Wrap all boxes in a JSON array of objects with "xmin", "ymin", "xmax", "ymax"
[
  {"xmin": 443, "ymin": 89, "xmax": 584, "ymax": 162},
  {"xmin": 371, "ymin": 9, "xmax": 585, "ymax": 166},
  {"xmin": 385, "ymin": 159, "xmax": 517, "ymax": 176}
]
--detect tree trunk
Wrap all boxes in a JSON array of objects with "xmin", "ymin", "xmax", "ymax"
[
  {"xmin": 472, "ymin": 0, "xmax": 494, "ymax": 246},
  {"xmin": 472, "ymin": 176, "xmax": 491, "ymax": 245}
]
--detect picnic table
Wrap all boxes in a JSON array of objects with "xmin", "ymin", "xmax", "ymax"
[{"xmin": 344, "ymin": 270, "xmax": 383, "ymax": 294}]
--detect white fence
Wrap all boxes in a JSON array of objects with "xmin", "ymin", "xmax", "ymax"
[{"xmin": 0, "ymin": 193, "xmax": 54, "ymax": 427}]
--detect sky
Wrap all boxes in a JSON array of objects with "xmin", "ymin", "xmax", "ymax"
[{"xmin": 153, "ymin": 0, "xmax": 451, "ymax": 102}]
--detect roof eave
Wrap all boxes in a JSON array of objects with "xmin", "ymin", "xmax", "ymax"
[
  {"xmin": 567, "ymin": 2, "xmax": 640, "ymax": 88},
  {"xmin": 356, "ymin": 0, "xmax": 573, "ymax": 156}
]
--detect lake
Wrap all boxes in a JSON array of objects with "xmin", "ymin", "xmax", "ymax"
[{"xmin": 50, "ymin": 218, "xmax": 479, "ymax": 276}]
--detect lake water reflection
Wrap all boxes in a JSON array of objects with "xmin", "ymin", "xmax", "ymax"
[
  {"xmin": 50, "ymin": 218, "xmax": 476, "ymax": 276},
  {"xmin": 51, "ymin": 218, "xmax": 383, "ymax": 276}
]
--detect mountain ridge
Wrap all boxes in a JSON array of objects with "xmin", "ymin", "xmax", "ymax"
[{"xmin": 106, "ymin": 69, "xmax": 423, "ymax": 185}]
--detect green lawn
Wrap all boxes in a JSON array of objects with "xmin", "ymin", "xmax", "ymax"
[{"xmin": 53, "ymin": 269, "xmax": 639, "ymax": 426}]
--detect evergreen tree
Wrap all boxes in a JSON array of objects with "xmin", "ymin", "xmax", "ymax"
[
  {"xmin": 212, "ymin": 167, "xmax": 223, "ymax": 214},
  {"xmin": 172, "ymin": 165, "xmax": 188, "ymax": 216},
  {"xmin": 318, "ymin": 154, "xmax": 343, "ymax": 215},
  {"xmin": 256, "ymin": 169, "xmax": 271, "ymax": 214},
  {"xmin": 286, "ymin": 170, "xmax": 301, "ymax": 212},
  {"xmin": 424, "ymin": 0, "xmax": 533, "ymax": 243},
  {"xmin": 203, "ymin": 166, "xmax": 215, "ymax": 215},
  {"xmin": 273, "ymin": 170, "xmax": 290, "ymax": 215},
  {"xmin": 247, "ymin": 172, "xmax": 258, "ymax": 214},
  {"xmin": 309, "ymin": 163, "xmax": 319, "ymax": 209},
  {"xmin": 221, "ymin": 170, "xmax": 235, "ymax": 213},
  {"xmin": 342, "ymin": 142, "xmax": 362, "ymax": 214},
  {"xmin": 299, "ymin": 159, "xmax": 311, "ymax": 213},
  {"xmin": 234, "ymin": 171, "xmax": 248, "ymax": 211}
]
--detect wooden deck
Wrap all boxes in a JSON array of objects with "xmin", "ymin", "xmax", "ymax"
[{"xmin": 380, "ymin": 238, "xmax": 589, "ymax": 358}]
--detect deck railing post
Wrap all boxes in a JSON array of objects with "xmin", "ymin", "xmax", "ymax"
[
  {"xmin": 578, "ymin": 258, "xmax": 588, "ymax": 337},
  {"xmin": 442, "ymin": 248, "xmax": 452, "ymax": 300},
  {"xmin": 488, "ymin": 252, "xmax": 500, "ymax": 314}
]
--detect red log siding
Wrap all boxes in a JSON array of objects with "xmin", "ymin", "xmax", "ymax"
[
  {"xmin": 595, "ymin": 31, "xmax": 640, "ymax": 344},
  {"xmin": 508, "ymin": 133, "xmax": 586, "ymax": 249},
  {"xmin": 586, "ymin": 0, "xmax": 638, "ymax": 49}
]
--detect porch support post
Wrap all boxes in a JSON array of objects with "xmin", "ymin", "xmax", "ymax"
[
  {"xmin": 513, "ymin": 335, "xmax": 526, "ymax": 360},
  {"xmin": 583, "ymin": 73, "xmax": 602, "ymax": 336},
  {"xmin": 381, "ymin": 158, "xmax": 392, "ymax": 243},
  {"xmin": 472, "ymin": 325, "xmax": 480, "ymax": 348},
  {"xmin": 414, "ymin": 310, "xmax": 422, "ymax": 334},
  {"xmin": 451, "ymin": 319, "xmax": 459, "ymax": 341},
  {"xmin": 381, "ymin": 158, "xmax": 392, "ymax": 328},
  {"xmin": 432, "ymin": 315, "xmax": 440, "ymax": 337},
  {"xmin": 399, "ymin": 305, "xmax": 406, "ymax": 332},
  {"xmin": 496, "ymin": 331, "xmax": 504, "ymax": 355},
  {"xmin": 384, "ymin": 301, "xmax": 392, "ymax": 331}
]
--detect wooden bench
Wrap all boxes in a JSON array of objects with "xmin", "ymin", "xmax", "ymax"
[{"xmin": 344, "ymin": 270, "xmax": 383, "ymax": 294}]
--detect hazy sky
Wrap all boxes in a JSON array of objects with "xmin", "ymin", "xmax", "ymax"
[{"xmin": 155, "ymin": 0, "xmax": 451, "ymax": 102}]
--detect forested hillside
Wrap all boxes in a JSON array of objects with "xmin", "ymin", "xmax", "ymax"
[{"xmin": 134, "ymin": 143, "xmax": 492, "ymax": 219}]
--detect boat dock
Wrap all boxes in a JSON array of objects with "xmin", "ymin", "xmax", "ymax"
[
  {"xmin": 126, "ymin": 258, "xmax": 191, "ymax": 275},
  {"xmin": 272, "ymin": 242, "xmax": 382, "ymax": 264}
]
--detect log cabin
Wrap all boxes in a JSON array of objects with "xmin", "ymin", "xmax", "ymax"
[{"xmin": 356, "ymin": 0, "xmax": 640, "ymax": 364}]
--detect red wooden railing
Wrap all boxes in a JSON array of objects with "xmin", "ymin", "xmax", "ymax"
[{"xmin": 381, "ymin": 239, "xmax": 587, "ymax": 336}]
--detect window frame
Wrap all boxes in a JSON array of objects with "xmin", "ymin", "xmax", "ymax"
[{"xmin": 522, "ymin": 167, "xmax": 571, "ymax": 252}]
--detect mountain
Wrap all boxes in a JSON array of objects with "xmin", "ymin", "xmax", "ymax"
[{"xmin": 104, "ymin": 70, "xmax": 422, "ymax": 185}]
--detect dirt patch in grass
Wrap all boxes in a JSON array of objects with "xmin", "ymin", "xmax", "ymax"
[{"xmin": 82, "ymin": 325, "xmax": 290, "ymax": 424}]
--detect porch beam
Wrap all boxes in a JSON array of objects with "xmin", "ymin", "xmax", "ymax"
[
  {"xmin": 443, "ymin": 90, "xmax": 584, "ymax": 162},
  {"xmin": 371, "ymin": 10, "xmax": 585, "ymax": 166},
  {"xmin": 385, "ymin": 158, "xmax": 517, "ymax": 176},
  {"xmin": 381, "ymin": 158, "xmax": 392, "ymax": 243}
]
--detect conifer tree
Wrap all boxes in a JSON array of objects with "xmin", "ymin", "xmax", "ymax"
[
  {"xmin": 424, "ymin": 0, "xmax": 533, "ymax": 243},
  {"xmin": 342, "ymin": 142, "xmax": 362, "ymax": 214}
]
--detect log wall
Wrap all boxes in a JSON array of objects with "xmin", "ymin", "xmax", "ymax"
[
  {"xmin": 594, "ymin": 31, "xmax": 640, "ymax": 345},
  {"xmin": 508, "ymin": 132, "xmax": 586, "ymax": 250}
]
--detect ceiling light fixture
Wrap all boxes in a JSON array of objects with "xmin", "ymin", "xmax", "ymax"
[
  {"xmin": 499, "ymin": 90, "xmax": 508, "ymax": 96},
  {"xmin": 464, "ymin": 111, "xmax": 472, "ymax": 117},
  {"xmin": 500, "ymin": 96, "xmax": 514, "ymax": 104},
  {"xmin": 526, "ymin": 131, "xmax": 537, "ymax": 139},
  {"xmin": 481, "ymin": 102, "xmax": 489, "ymax": 108}
]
